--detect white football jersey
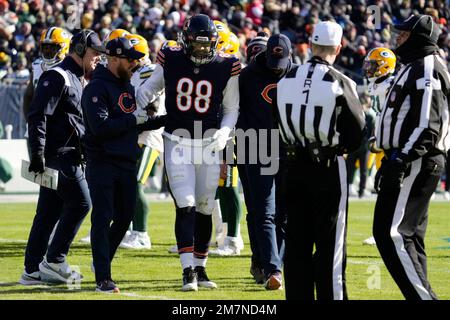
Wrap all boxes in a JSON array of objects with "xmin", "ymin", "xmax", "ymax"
[
  {"xmin": 131, "ymin": 64, "xmax": 166, "ymax": 152},
  {"xmin": 31, "ymin": 58, "xmax": 58, "ymax": 88},
  {"xmin": 31, "ymin": 58, "xmax": 45, "ymax": 88},
  {"xmin": 367, "ymin": 75, "xmax": 394, "ymax": 114},
  {"xmin": 369, "ymin": 75, "xmax": 394, "ymax": 140}
]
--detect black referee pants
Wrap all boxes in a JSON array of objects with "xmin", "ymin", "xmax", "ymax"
[
  {"xmin": 373, "ymin": 154, "xmax": 444, "ymax": 300},
  {"xmin": 284, "ymin": 153, "xmax": 348, "ymax": 301}
]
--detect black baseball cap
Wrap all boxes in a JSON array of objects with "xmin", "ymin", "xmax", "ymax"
[
  {"xmin": 394, "ymin": 14, "xmax": 439, "ymax": 43},
  {"xmin": 105, "ymin": 37, "xmax": 145, "ymax": 60},
  {"xmin": 266, "ymin": 34, "xmax": 292, "ymax": 69}
]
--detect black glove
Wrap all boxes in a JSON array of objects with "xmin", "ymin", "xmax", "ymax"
[
  {"xmin": 379, "ymin": 156, "xmax": 408, "ymax": 191},
  {"xmin": 29, "ymin": 153, "xmax": 45, "ymax": 173}
]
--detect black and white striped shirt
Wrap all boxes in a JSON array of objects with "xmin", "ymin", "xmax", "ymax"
[
  {"xmin": 274, "ymin": 56, "xmax": 366, "ymax": 153},
  {"xmin": 376, "ymin": 53, "xmax": 450, "ymax": 160}
]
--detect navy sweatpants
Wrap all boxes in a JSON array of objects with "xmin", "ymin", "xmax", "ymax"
[
  {"xmin": 24, "ymin": 153, "xmax": 91, "ymax": 273},
  {"xmin": 87, "ymin": 160, "xmax": 137, "ymax": 282}
]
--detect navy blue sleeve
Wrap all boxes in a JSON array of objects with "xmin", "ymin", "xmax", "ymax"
[
  {"xmin": 27, "ymin": 70, "xmax": 65, "ymax": 156},
  {"xmin": 82, "ymin": 83, "xmax": 137, "ymax": 142},
  {"xmin": 137, "ymin": 115, "xmax": 166, "ymax": 133}
]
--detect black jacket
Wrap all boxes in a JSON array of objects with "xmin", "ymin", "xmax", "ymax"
[{"xmin": 27, "ymin": 56, "xmax": 85, "ymax": 162}]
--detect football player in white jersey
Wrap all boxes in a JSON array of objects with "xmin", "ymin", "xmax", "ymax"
[
  {"xmin": 365, "ymin": 47, "xmax": 396, "ymax": 114},
  {"xmin": 23, "ymin": 27, "xmax": 72, "ymax": 121},
  {"xmin": 119, "ymin": 33, "xmax": 166, "ymax": 250},
  {"xmin": 362, "ymin": 47, "xmax": 396, "ymax": 245},
  {"xmin": 209, "ymin": 23, "xmax": 244, "ymax": 256}
]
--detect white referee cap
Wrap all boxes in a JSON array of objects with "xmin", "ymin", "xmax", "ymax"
[{"xmin": 312, "ymin": 21, "xmax": 343, "ymax": 46}]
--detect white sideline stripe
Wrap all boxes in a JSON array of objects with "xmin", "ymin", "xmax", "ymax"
[
  {"xmin": 0, "ymin": 282, "xmax": 175, "ymax": 300},
  {"xmin": 0, "ymin": 238, "xmax": 27, "ymax": 243},
  {"xmin": 390, "ymin": 158, "xmax": 432, "ymax": 300},
  {"xmin": 347, "ymin": 259, "xmax": 383, "ymax": 265},
  {"xmin": 119, "ymin": 292, "xmax": 174, "ymax": 300},
  {"xmin": 332, "ymin": 156, "xmax": 347, "ymax": 300}
]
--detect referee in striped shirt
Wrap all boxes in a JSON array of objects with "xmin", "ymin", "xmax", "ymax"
[
  {"xmin": 373, "ymin": 14, "xmax": 450, "ymax": 300},
  {"xmin": 274, "ymin": 21, "xmax": 365, "ymax": 300}
]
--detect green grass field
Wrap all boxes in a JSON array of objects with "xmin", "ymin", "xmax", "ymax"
[{"xmin": 0, "ymin": 200, "xmax": 448, "ymax": 300}]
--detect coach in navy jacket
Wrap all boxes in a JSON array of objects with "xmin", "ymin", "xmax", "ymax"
[
  {"xmin": 236, "ymin": 34, "xmax": 295, "ymax": 289},
  {"xmin": 82, "ymin": 37, "xmax": 164, "ymax": 292},
  {"xmin": 21, "ymin": 30, "xmax": 103, "ymax": 286}
]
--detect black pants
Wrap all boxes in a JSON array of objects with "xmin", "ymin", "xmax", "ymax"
[
  {"xmin": 24, "ymin": 154, "xmax": 91, "ymax": 273},
  {"xmin": 346, "ymin": 147, "xmax": 369, "ymax": 196},
  {"xmin": 284, "ymin": 153, "xmax": 348, "ymax": 301},
  {"xmin": 87, "ymin": 160, "xmax": 137, "ymax": 282},
  {"xmin": 373, "ymin": 154, "xmax": 444, "ymax": 300}
]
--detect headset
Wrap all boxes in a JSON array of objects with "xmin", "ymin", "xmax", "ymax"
[{"xmin": 72, "ymin": 29, "xmax": 94, "ymax": 58}]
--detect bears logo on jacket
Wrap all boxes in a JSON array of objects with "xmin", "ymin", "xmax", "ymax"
[{"xmin": 118, "ymin": 92, "xmax": 136, "ymax": 113}]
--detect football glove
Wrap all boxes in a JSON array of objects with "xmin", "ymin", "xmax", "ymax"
[
  {"xmin": 136, "ymin": 87, "xmax": 154, "ymax": 110},
  {"xmin": 29, "ymin": 153, "xmax": 45, "ymax": 174},
  {"xmin": 133, "ymin": 108, "xmax": 148, "ymax": 125},
  {"xmin": 207, "ymin": 127, "xmax": 231, "ymax": 152}
]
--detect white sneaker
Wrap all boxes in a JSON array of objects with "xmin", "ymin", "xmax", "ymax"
[
  {"xmin": 39, "ymin": 258, "xmax": 83, "ymax": 284},
  {"xmin": 80, "ymin": 233, "xmax": 91, "ymax": 244},
  {"xmin": 136, "ymin": 231, "xmax": 151, "ymax": 249},
  {"xmin": 210, "ymin": 236, "xmax": 241, "ymax": 256},
  {"xmin": 444, "ymin": 191, "xmax": 450, "ymax": 200},
  {"xmin": 119, "ymin": 231, "xmax": 137, "ymax": 249},
  {"xmin": 168, "ymin": 244, "xmax": 178, "ymax": 254},
  {"xmin": 19, "ymin": 270, "xmax": 45, "ymax": 285},
  {"xmin": 363, "ymin": 236, "xmax": 376, "ymax": 246},
  {"xmin": 431, "ymin": 192, "xmax": 436, "ymax": 200}
]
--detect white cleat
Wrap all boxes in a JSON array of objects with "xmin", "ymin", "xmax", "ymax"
[
  {"xmin": 444, "ymin": 191, "xmax": 450, "ymax": 200},
  {"xmin": 120, "ymin": 231, "xmax": 151, "ymax": 249},
  {"xmin": 119, "ymin": 231, "xmax": 135, "ymax": 249},
  {"xmin": 195, "ymin": 266, "xmax": 217, "ymax": 289},
  {"xmin": 168, "ymin": 244, "xmax": 178, "ymax": 254},
  {"xmin": 210, "ymin": 236, "xmax": 241, "ymax": 256},
  {"xmin": 181, "ymin": 267, "xmax": 198, "ymax": 292},
  {"xmin": 363, "ymin": 236, "xmax": 376, "ymax": 246}
]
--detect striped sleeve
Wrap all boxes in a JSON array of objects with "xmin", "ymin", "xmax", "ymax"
[
  {"xmin": 335, "ymin": 73, "xmax": 366, "ymax": 153},
  {"xmin": 156, "ymin": 49, "xmax": 165, "ymax": 67},
  {"xmin": 231, "ymin": 59, "xmax": 241, "ymax": 77},
  {"xmin": 401, "ymin": 55, "xmax": 443, "ymax": 160}
]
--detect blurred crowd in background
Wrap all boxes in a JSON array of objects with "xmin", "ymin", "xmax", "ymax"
[{"xmin": 1, "ymin": 0, "xmax": 450, "ymax": 85}]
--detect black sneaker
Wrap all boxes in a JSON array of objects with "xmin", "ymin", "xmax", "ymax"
[
  {"xmin": 250, "ymin": 262, "xmax": 265, "ymax": 284},
  {"xmin": 95, "ymin": 279, "xmax": 120, "ymax": 293},
  {"xmin": 194, "ymin": 266, "xmax": 217, "ymax": 289},
  {"xmin": 182, "ymin": 267, "xmax": 198, "ymax": 291}
]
